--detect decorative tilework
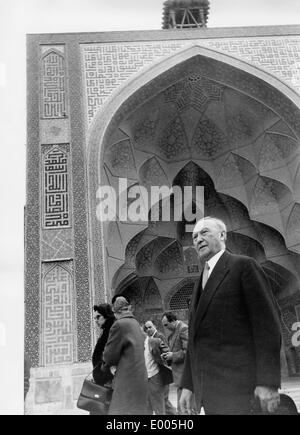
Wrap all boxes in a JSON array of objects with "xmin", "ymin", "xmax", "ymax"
[
  {"xmin": 258, "ymin": 132, "xmax": 299, "ymax": 172},
  {"xmin": 41, "ymin": 228, "xmax": 73, "ymax": 261},
  {"xmin": 251, "ymin": 177, "xmax": 282, "ymax": 214},
  {"xmin": 125, "ymin": 232, "xmax": 144, "ymax": 267},
  {"xmin": 192, "ymin": 117, "xmax": 227, "ymax": 158},
  {"xmin": 227, "ymin": 232, "xmax": 266, "ymax": 264},
  {"xmin": 133, "ymin": 118, "xmax": 156, "ymax": 144},
  {"xmin": 41, "ymin": 50, "xmax": 67, "ymax": 119},
  {"xmin": 143, "ymin": 280, "xmax": 162, "ymax": 310},
  {"xmin": 139, "ymin": 157, "xmax": 170, "ymax": 191},
  {"xmin": 164, "ymin": 75, "xmax": 223, "ymax": 113},
  {"xmin": 26, "ymin": 38, "xmax": 41, "ymax": 367},
  {"xmin": 206, "ymin": 38, "xmax": 300, "ymax": 93},
  {"xmin": 159, "ymin": 116, "xmax": 189, "ymax": 161},
  {"xmin": 68, "ymin": 41, "xmax": 92, "ymax": 362},
  {"xmin": 42, "ymin": 262, "xmax": 75, "ymax": 366},
  {"xmin": 105, "ymin": 140, "xmax": 137, "ymax": 179},
  {"xmin": 287, "ymin": 203, "xmax": 300, "ymax": 241},
  {"xmin": 136, "ymin": 240, "xmax": 156, "ymax": 273},
  {"xmin": 218, "ymin": 194, "xmax": 251, "ymax": 231},
  {"xmin": 156, "ymin": 242, "xmax": 184, "ymax": 275},
  {"xmin": 217, "ymin": 153, "xmax": 256, "ymax": 189},
  {"xmin": 43, "ymin": 145, "xmax": 71, "ymax": 229},
  {"xmin": 82, "ymin": 42, "xmax": 185, "ymax": 123},
  {"xmin": 165, "ymin": 75, "xmax": 209, "ymax": 112},
  {"xmin": 81, "ymin": 37, "xmax": 300, "ymax": 126}
]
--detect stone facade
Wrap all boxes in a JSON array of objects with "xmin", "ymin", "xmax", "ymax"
[{"xmin": 26, "ymin": 25, "xmax": 300, "ymax": 414}]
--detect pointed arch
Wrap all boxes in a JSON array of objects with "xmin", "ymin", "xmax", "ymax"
[
  {"xmin": 88, "ymin": 43, "xmax": 300, "ymax": 170},
  {"xmin": 87, "ymin": 41, "xmax": 300, "ymax": 298}
]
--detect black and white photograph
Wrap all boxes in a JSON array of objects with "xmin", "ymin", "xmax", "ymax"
[{"xmin": 0, "ymin": 0, "xmax": 300, "ymax": 417}]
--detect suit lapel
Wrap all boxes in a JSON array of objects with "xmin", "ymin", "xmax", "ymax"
[
  {"xmin": 169, "ymin": 322, "xmax": 180, "ymax": 351},
  {"xmin": 193, "ymin": 251, "xmax": 230, "ymax": 338},
  {"xmin": 190, "ymin": 276, "xmax": 202, "ymax": 311},
  {"xmin": 189, "ymin": 276, "xmax": 202, "ymax": 325}
]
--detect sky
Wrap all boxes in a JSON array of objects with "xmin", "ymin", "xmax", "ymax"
[{"xmin": 0, "ymin": 0, "xmax": 299, "ymax": 415}]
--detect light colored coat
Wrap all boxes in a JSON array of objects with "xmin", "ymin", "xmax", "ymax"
[{"xmin": 103, "ymin": 312, "xmax": 148, "ymax": 415}]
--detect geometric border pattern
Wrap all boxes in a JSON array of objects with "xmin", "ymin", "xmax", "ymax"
[
  {"xmin": 82, "ymin": 36, "xmax": 300, "ymax": 126},
  {"xmin": 68, "ymin": 40, "xmax": 92, "ymax": 362},
  {"xmin": 25, "ymin": 37, "xmax": 41, "ymax": 367}
]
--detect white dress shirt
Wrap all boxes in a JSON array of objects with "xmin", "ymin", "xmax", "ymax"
[
  {"xmin": 144, "ymin": 336, "xmax": 159, "ymax": 379},
  {"xmin": 206, "ymin": 249, "xmax": 225, "ymax": 278}
]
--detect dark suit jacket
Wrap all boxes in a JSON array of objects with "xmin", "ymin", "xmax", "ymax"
[
  {"xmin": 180, "ymin": 251, "xmax": 281, "ymax": 411},
  {"xmin": 148, "ymin": 337, "xmax": 173, "ymax": 385},
  {"xmin": 167, "ymin": 320, "xmax": 188, "ymax": 386}
]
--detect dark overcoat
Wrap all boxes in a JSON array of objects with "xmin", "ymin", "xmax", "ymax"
[
  {"xmin": 92, "ymin": 316, "xmax": 115, "ymax": 385},
  {"xmin": 180, "ymin": 251, "xmax": 281, "ymax": 414},
  {"xmin": 103, "ymin": 312, "xmax": 148, "ymax": 415}
]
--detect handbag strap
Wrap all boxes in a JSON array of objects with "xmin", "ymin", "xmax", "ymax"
[{"xmin": 86, "ymin": 360, "xmax": 103, "ymax": 381}]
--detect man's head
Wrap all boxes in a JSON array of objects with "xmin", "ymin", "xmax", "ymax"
[
  {"xmin": 162, "ymin": 311, "xmax": 177, "ymax": 332},
  {"xmin": 112, "ymin": 296, "xmax": 131, "ymax": 320},
  {"xmin": 193, "ymin": 217, "xmax": 227, "ymax": 262},
  {"xmin": 144, "ymin": 320, "xmax": 156, "ymax": 337}
]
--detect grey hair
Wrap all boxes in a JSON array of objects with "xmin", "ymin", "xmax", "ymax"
[
  {"xmin": 113, "ymin": 296, "xmax": 130, "ymax": 313},
  {"xmin": 196, "ymin": 217, "xmax": 227, "ymax": 240}
]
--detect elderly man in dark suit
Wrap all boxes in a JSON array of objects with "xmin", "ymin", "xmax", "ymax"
[
  {"xmin": 179, "ymin": 217, "xmax": 282, "ymax": 415},
  {"xmin": 103, "ymin": 296, "xmax": 148, "ymax": 415}
]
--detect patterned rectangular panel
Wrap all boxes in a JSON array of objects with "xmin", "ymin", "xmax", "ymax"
[
  {"xmin": 42, "ymin": 145, "xmax": 71, "ymax": 229},
  {"xmin": 42, "ymin": 262, "xmax": 75, "ymax": 366},
  {"xmin": 41, "ymin": 50, "xmax": 67, "ymax": 119}
]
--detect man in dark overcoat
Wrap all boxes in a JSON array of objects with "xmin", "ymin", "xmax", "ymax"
[{"xmin": 180, "ymin": 217, "xmax": 282, "ymax": 415}]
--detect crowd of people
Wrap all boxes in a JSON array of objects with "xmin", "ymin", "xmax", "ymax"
[
  {"xmin": 91, "ymin": 296, "xmax": 188, "ymax": 415},
  {"xmin": 88, "ymin": 217, "xmax": 285, "ymax": 415}
]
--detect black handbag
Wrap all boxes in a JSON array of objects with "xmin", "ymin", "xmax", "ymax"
[{"xmin": 77, "ymin": 371, "xmax": 113, "ymax": 414}]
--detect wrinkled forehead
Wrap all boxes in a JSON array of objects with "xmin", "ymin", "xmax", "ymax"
[{"xmin": 193, "ymin": 219, "xmax": 219, "ymax": 235}]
